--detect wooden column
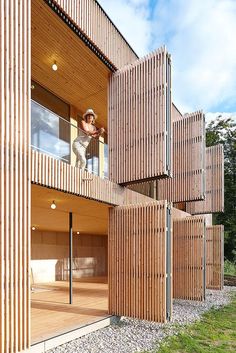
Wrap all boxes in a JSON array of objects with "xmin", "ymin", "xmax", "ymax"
[{"xmin": 0, "ymin": 1, "xmax": 31, "ymax": 352}]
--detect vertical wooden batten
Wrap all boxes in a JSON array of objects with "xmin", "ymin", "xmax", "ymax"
[
  {"xmin": 31, "ymin": 149, "xmax": 157, "ymax": 206},
  {"xmin": 173, "ymin": 217, "xmax": 206, "ymax": 301},
  {"xmin": 108, "ymin": 201, "xmax": 172, "ymax": 322},
  {"xmin": 206, "ymin": 225, "xmax": 224, "ymax": 290},
  {"xmin": 186, "ymin": 145, "xmax": 224, "ymax": 214},
  {"xmin": 44, "ymin": 0, "xmax": 138, "ymax": 69},
  {"xmin": 108, "ymin": 47, "xmax": 172, "ymax": 185},
  {"xmin": 0, "ymin": 1, "xmax": 31, "ymax": 352},
  {"xmin": 157, "ymin": 111, "xmax": 206, "ymax": 203}
]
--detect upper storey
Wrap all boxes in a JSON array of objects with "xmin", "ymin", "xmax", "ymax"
[{"xmin": 45, "ymin": 0, "xmax": 139, "ymax": 69}]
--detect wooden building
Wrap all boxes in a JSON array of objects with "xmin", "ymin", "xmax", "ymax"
[{"xmin": 0, "ymin": 1, "xmax": 224, "ymax": 353}]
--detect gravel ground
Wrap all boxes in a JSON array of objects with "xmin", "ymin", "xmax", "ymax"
[{"xmin": 47, "ymin": 286, "xmax": 236, "ymax": 353}]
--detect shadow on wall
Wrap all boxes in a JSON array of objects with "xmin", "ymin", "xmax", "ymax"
[
  {"xmin": 55, "ymin": 257, "xmax": 98, "ymax": 281},
  {"xmin": 31, "ymin": 230, "xmax": 108, "ymax": 283}
]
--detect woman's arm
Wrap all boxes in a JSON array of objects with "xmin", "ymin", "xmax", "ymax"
[
  {"xmin": 81, "ymin": 121, "xmax": 105, "ymax": 138},
  {"xmin": 80, "ymin": 120, "xmax": 96, "ymax": 136}
]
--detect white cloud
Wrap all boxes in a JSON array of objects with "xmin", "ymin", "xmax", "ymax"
[
  {"xmin": 205, "ymin": 112, "xmax": 236, "ymax": 124},
  {"xmin": 98, "ymin": 0, "xmax": 236, "ymax": 117},
  {"xmin": 151, "ymin": 0, "xmax": 236, "ymax": 113},
  {"xmin": 98, "ymin": 0, "xmax": 152, "ymax": 56}
]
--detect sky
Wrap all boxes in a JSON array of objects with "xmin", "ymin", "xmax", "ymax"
[{"xmin": 98, "ymin": 0, "xmax": 236, "ymax": 123}]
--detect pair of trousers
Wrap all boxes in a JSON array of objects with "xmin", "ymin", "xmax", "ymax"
[{"xmin": 72, "ymin": 141, "xmax": 87, "ymax": 169}]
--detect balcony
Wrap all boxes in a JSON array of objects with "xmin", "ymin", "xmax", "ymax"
[{"xmin": 31, "ymin": 100, "xmax": 108, "ymax": 179}]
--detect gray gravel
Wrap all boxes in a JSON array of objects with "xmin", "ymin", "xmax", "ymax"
[{"xmin": 47, "ymin": 286, "xmax": 235, "ymax": 353}]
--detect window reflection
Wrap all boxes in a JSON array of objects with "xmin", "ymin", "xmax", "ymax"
[{"xmin": 31, "ymin": 100, "xmax": 70, "ymax": 163}]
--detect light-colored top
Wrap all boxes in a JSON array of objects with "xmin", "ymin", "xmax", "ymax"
[{"xmin": 73, "ymin": 124, "xmax": 97, "ymax": 148}]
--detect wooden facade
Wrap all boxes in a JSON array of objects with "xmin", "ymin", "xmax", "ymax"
[
  {"xmin": 45, "ymin": 0, "xmax": 138, "ymax": 69},
  {"xmin": 172, "ymin": 103, "xmax": 182, "ymax": 122},
  {"xmin": 31, "ymin": 149, "xmax": 155, "ymax": 206},
  {"xmin": 32, "ymin": 0, "xmax": 110, "ymax": 130},
  {"xmin": 186, "ymin": 145, "xmax": 224, "ymax": 214},
  {"xmin": 206, "ymin": 225, "xmax": 224, "ymax": 290},
  {"xmin": 173, "ymin": 217, "xmax": 206, "ymax": 301},
  {"xmin": 0, "ymin": 1, "xmax": 31, "ymax": 353},
  {"xmin": 157, "ymin": 111, "xmax": 206, "ymax": 203},
  {"xmin": 108, "ymin": 47, "xmax": 172, "ymax": 184},
  {"xmin": 108, "ymin": 201, "xmax": 172, "ymax": 322},
  {"xmin": 0, "ymin": 0, "xmax": 226, "ymax": 351},
  {"xmin": 127, "ymin": 181, "xmax": 156, "ymax": 199}
]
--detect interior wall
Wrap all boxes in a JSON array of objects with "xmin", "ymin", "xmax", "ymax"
[{"xmin": 31, "ymin": 231, "xmax": 108, "ymax": 283}]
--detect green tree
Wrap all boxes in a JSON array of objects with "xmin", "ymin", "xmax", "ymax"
[{"xmin": 206, "ymin": 116, "xmax": 236, "ymax": 262}]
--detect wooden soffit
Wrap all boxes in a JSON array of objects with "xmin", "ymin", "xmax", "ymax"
[
  {"xmin": 32, "ymin": 0, "xmax": 110, "ymax": 129},
  {"xmin": 31, "ymin": 184, "xmax": 109, "ymax": 235}
]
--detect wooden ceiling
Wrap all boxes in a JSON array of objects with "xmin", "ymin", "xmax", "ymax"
[
  {"xmin": 31, "ymin": 184, "xmax": 109, "ymax": 234},
  {"xmin": 31, "ymin": 0, "xmax": 110, "ymax": 129}
]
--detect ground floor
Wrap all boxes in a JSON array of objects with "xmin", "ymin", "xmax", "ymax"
[
  {"xmin": 31, "ymin": 278, "xmax": 108, "ymax": 343},
  {"xmin": 32, "ymin": 287, "xmax": 234, "ymax": 353},
  {"xmin": 31, "ymin": 184, "xmax": 110, "ymax": 345}
]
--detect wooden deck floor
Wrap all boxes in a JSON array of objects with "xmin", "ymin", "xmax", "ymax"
[{"xmin": 31, "ymin": 278, "xmax": 108, "ymax": 343}]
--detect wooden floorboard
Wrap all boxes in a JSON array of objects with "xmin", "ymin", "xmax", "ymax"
[{"xmin": 31, "ymin": 279, "xmax": 108, "ymax": 343}]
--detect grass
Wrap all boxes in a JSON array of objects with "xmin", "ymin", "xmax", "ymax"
[
  {"xmin": 224, "ymin": 260, "xmax": 236, "ymax": 276},
  {"xmin": 153, "ymin": 292, "xmax": 236, "ymax": 353}
]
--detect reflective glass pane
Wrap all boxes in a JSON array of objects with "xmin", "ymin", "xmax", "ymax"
[{"xmin": 31, "ymin": 100, "xmax": 70, "ymax": 163}]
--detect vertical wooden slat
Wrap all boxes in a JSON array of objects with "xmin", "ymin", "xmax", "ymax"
[
  {"xmin": 108, "ymin": 47, "xmax": 172, "ymax": 184},
  {"xmin": 0, "ymin": 0, "xmax": 30, "ymax": 352},
  {"xmin": 47, "ymin": 0, "xmax": 138, "ymax": 69},
  {"xmin": 157, "ymin": 111, "xmax": 205, "ymax": 202},
  {"xmin": 173, "ymin": 217, "xmax": 205, "ymax": 301},
  {"xmin": 108, "ymin": 201, "xmax": 172, "ymax": 322},
  {"xmin": 186, "ymin": 145, "xmax": 224, "ymax": 214},
  {"xmin": 31, "ymin": 150, "xmax": 158, "ymax": 206},
  {"xmin": 206, "ymin": 225, "xmax": 224, "ymax": 290}
]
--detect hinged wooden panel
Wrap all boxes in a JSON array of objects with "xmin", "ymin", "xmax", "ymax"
[
  {"xmin": 108, "ymin": 201, "xmax": 172, "ymax": 322},
  {"xmin": 173, "ymin": 217, "xmax": 206, "ymax": 301},
  {"xmin": 206, "ymin": 225, "xmax": 224, "ymax": 290},
  {"xmin": 0, "ymin": 1, "xmax": 31, "ymax": 352},
  {"xmin": 108, "ymin": 47, "xmax": 172, "ymax": 184},
  {"xmin": 186, "ymin": 145, "xmax": 224, "ymax": 214},
  {"xmin": 157, "ymin": 111, "xmax": 206, "ymax": 202}
]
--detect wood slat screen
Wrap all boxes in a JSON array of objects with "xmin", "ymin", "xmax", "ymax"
[
  {"xmin": 47, "ymin": 0, "xmax": 138, "ymax": 69},
  {"xmin": 186, "ymin": 145, "xmax": 224, "ymax": 214},
  {"xmin": 108, "ymin": 47, "xmax": 172, "ymax": 184},
  {"xmin": 206, "ymin": 225, "xmax": 224, "ymax": 290},
  {"xmin": 0, "ymin": 1, "xmax": 31, "ymax": 352},
  {"xmin": 173, "ymin": 217, "xmax": 206, "ymax": 301},
  {"xmin": 127, "ymin": 181, "xmax": 156, "ymax": 199},
  {"xmin": 31, "ymin": 149, "xmax": 155, "ymax": 206},
  {"xmin": 172, "ymin": 103, "xmax": 182, "ymax": 122},
  {"xmin": 157, "ymin": 111, "xmax": 206, "ymax": 203},
  {"xmin": 108, "ymin": 201, "xmax": 172, "ymax": 322}
]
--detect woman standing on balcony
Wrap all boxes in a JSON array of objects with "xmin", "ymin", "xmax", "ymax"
[{"xmin": 72, "ymin": 108, "xmax": 105, "ymax": 169}]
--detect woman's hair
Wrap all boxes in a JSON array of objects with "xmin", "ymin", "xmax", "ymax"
[{"xmin": 84, "ymin": 115, "xmax": 95, "ymax": 124}]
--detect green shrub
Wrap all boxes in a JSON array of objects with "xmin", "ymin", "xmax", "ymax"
[{"xmin": 224, "ymin": 259, "xmax": 236, "ymax": 276}]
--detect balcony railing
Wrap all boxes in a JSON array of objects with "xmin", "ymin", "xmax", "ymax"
[{"xmin": 31, "ymin": 100, "xmax": 108, "ymax": 178}]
